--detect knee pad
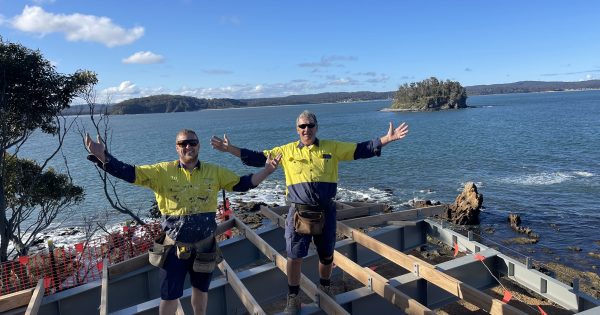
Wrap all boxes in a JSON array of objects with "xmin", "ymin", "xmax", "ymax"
[{"xmin": 319, "ymin": 255, "xmax": 333, "ymax": 265}]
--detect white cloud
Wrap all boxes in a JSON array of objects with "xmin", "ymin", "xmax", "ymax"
[
  {"xmin": 122, "ymin": 51, "xmax": 164, "ymax": 64},
  {"xmin": 10, "ymin": 6, "xmax": 144, "ymax": 47},
  {"xmin": 298, "ymin": 55, "xmax": 357, "ymax": 68},
  {"xmin": 102, "ymin": 81, "xmax": 140, "ymax": 96},
  {"xmin": 98, "ymin": 75, "xmax": 391, "ymax": 103}
]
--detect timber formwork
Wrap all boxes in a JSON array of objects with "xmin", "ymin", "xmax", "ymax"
[{"xmin": 1, "ymin": 202, "xmax": 598, "ymax": 315}]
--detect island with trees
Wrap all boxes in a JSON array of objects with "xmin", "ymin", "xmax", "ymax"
[{"xmin": 389, "ymin": 77, "xmax": 468, "ymax": 111}]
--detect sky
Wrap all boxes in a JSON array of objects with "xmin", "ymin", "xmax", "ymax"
[{"xmin": 1, "ymin": 0, "xmax": 599, "ymax": 102}]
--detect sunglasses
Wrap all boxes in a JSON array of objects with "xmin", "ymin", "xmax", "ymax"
[
  {"xmin": 297, "ymin": 123, "xmax": 316, "ymax": 129},
  {"xmin": 176, "ymin": 139, "xmax": 199, "ymax": 147}
]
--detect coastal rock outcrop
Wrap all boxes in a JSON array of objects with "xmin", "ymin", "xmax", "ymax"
[{"xmin": 445, "ymin": 182, "xmax": 483, "ymax": 225}]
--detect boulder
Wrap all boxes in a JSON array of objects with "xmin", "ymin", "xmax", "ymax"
[{"xmin": 446, "ymin": 182, "xmax": 483, "ymax": 225}]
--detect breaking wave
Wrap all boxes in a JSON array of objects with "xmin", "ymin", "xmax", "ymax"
[{"xmin": 499, "ymin": 171, "xmax": 594, "ymax": 186}]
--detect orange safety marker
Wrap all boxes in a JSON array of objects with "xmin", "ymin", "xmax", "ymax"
[
  {"xmin": 43, "ymin": 277, "xmax": 53, "ymax": 289},
  {"xmin": 75, "ymin": 243, "xmax": 84, "ymax": 253},
  {"xmin": 453, "ymin": 241, "xmax": 459, "ymax": 257},
  {"xmin": 18, "ymin": 255, "xmax": 29, "ymax": 265},
  {"xmin": 537, "ymin": 305, "xmax": 548, "ymax": 315},
  {"xmin": 474, "ymin": 253, "xmax": 486, "ymax": 261},
  {"xmin": 502, "ymin": 289, "xmax": 512, "ymax": 303}
]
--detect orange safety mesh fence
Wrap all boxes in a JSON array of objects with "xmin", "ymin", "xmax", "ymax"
[{"xmin": 0, "ymin": 221, "xmax": 163, "ymax": 297}]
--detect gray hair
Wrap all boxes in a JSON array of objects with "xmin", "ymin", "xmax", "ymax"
[
  {"xmin": 296, "ymin": 110, "xmax": 318, "ymax": 127},
  {"xmin": 176, "ymin": 129, "xmax": 198, "ymax": 139}
]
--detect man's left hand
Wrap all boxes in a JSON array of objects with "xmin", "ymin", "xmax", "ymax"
[{"xmin": 381, "ymin": 122, "xmax": 409, "ymax": 146}]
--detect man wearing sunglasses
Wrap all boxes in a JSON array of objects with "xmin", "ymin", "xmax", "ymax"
[
  {"xmin": 85, "ymin": 129, "xmax": 281, "ymax": 315},
  {"xmin": 210, "ymin": 110, "xmax": 408, "ymax": 314}
]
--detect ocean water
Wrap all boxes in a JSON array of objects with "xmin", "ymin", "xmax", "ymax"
[{"xmin": 15, "ymin": 90, "xmax": 600, "ymax": 271}]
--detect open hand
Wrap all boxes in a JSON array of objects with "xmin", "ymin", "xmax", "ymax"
[
  {"xmin": 210, "ymin": 134, "xmax": 231, "ymax": 152},
  {"xmin": 85, "ymin": 133, "xmax": 106, "ymax": 162},
  {"xmin": 265, "ymin": 153, "xmax": 283, "ymax": 173},
  {"xmin": 381, "ymin": 122, "xmax": 409, "ymax": 145}
]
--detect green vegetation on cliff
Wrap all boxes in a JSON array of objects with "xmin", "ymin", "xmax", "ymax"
[
  {"xmin": 110, "ymin": 95, "xmax": 246, "ymax": 114},
  {"xmin": 391, "ymin": 77, "xmax": 467, "ymax": 111}
]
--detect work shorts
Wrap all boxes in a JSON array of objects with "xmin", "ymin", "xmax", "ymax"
[
  {"xmin": 285, "ymin": 203, "xmax": 337, "ymax": 259},
  {"xmin": 159, "ymin": 236, "xmax": 215, "ymax": 300}
]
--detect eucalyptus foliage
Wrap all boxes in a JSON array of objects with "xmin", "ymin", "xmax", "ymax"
[{"xmin": 0, "ymin": 37, "xmax": 97, "ymax": 261}]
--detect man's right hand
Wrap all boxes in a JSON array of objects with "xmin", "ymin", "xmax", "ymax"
[
  {"xmin": 85, "ymin": 133, "xmax": 106, "ymax": 163},
  {"xmin": 210, "ymin": 134, "xmax": 231, "ymax": 152}
]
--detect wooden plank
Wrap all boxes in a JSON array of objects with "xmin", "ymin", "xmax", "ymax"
[
  {"xmin": 341, "ymin": 205, "xmax": 446, "ymax": 228},
  {"xmin": 24, "ymin": 279, "xmax": 45, "ymax": 315},
  {"xmin": 234, "ymin": 215, "xmax": 349, "ymax": 315},
  {"xmin": 215, "ymin": 217, "xmax": 235, "ymax": 235},
  {"xmin": 100, "ymin": 258, "xmax": 109, "ymax": 315},
  {"xmin": 335, "ymin": 204, "xmax": 383, "ymax": 221},
  {"xmin": 333, "ymin": 252, "xmax": 434, "ymax": 315},
  {"xmin": 261, "ymin": 206, "xmax": 433, "ymax": 315},
  {"xmin": 0, "ymin": 287, "xmax": 35, "ymax": 312},
  {"xmin": 217, "ymin": 259, "xmax": 266, "ymax": 315},
  {"xmin": 336, "ymin": 222, "xmax": 527, "ymax": 315},
  {"xmin": 108, "ymin": 253, "xmax": 149, "ymax": 280}
]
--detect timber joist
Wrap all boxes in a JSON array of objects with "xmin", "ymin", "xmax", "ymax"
[{"xmin": 260, "ymin": 204, "xmax": 527, "ymax": 315}]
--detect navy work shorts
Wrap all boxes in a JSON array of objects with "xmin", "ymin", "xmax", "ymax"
[
  {"xmin": 159, "ymin": 237, "xmax": 215, "ymax": 300},
  {"xmin": 285, "ymin": 204, "xmax": 337, "ymax": 259}
]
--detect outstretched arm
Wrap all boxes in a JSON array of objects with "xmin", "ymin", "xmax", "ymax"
[
  {"xmin": 210, "ymin": 134, "xmax": 241, "ymax": 157},
  {"xmin": 380, "ymin": 122, "xmax": 409, "ymax": 147},
  {"xmin": 232, "ymin": 153, "xmax": 282, "ymax": 192},
  {"xmin": 85, "ymin": 133, "xmax": 136, "ymax": 183},
  {"xmin": 211, "ymin": 134, "xmax": 267, "ymax": 167},
  {"xmin": 250, "ymin": 153, "xmax": 282, "ymax": 186}
]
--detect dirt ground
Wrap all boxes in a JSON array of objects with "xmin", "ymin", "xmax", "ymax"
[{"xmin": 228, "ymin": 204, "xmax": 599, "ymax": 314}]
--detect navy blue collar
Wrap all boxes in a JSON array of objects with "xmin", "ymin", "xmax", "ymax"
[
  {"xmin": 297, "ymin": 138, "xmax": 320, "ymax": 148},
  {"xmin": 178, "ymin": 160, "xmax": 201, "ymax": 169}
]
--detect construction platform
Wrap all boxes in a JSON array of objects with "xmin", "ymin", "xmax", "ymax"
[{"xmin": 1, "ymin": 202, "xmax": 598, "ymax": 315}]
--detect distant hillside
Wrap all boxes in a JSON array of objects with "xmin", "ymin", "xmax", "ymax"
[
  {"xmin": 110, "ymin": 95, "xmax": 246, "ymax": 114},
  {"xmin": 62, "ymin": 80, "xmax": 600, "ymax": 115},
  {"xmin": 465, "ymin": 80, "xmax": 600, "ymax": 95},
  {"xmin": 243, "ymin": 91, "xmax": 393, "ymax": 107}
]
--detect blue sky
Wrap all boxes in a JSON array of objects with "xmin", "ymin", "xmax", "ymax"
[{"xmin": 1, "ymin": 1, "xmax": 599, "ymax": 102}]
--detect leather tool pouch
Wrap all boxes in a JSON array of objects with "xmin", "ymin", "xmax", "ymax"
[
  {"xmin": 192, "ymin": 239, "xmax": 223, "ymax": 273},
  {"xmin": 148, "ymin": 233, "xmax": 173, "ymax": 268},
  {"xmin": 294, "ymin": 210, "xmax": 325, "ymax": 235}
]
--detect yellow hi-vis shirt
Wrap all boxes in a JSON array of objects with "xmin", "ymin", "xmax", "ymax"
[
  {"xmin": 263, "ymin": 140, "xmax": 356, "ymax": 205},
  {"xmin": 134, "ymin": 160, "xmax": 240, "ymax": 216}
]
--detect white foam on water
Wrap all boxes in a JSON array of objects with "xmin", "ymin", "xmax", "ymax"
[
  {"xmin": 499, "ymin": 171, "xmax": 585, "ymax": 185},
  {"xmin": 336, "ymin": 186, "xmax": 394, "ymax": 204}
]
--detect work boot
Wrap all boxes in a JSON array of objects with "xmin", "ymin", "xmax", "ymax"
[
  {"xmin": 283, "ymin": 293, "xmax": 301, "ymax": 314},
  {"xmin": 318, "ymin": 284, "xmax": 334, "ymax": 298}
]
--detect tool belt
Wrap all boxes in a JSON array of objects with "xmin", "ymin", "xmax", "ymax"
[
  {"xmin": 293, "ymin": 204, "xmax": 326, "ymax": 235},
  {"xmin": 148, "ymin": 233, "xmax": 223, "ymax": 273}
]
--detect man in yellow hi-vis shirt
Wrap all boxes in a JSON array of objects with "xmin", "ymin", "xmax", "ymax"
[
  {"xmin": 210, "ymin": 110, "xmax": 408, "ymax": 314},
  {"xmin": 86, "ymin": 129, "xmax": 281, "ymax": 315}
]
